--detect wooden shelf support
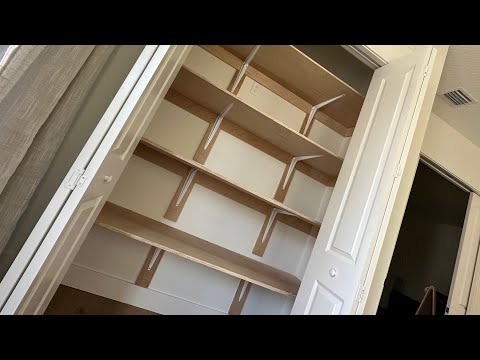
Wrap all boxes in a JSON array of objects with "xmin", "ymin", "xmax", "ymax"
[
  {"xmin": 148, "ymin": 248, "xmax": 163, "ymax": 270},
  {"xmin": 204, "ymin": 103, "xmax": 234, "ymax": 149},
  {"xmin": 97, "ymin": 202, "xmax": 301, "ymax": 295},
  {"xmin": 229, "ymin": 280, "xmax": 252, "ymax": 315},
  {"xmin": 230, "ymin": 45, "xmax": 261, "ymax": 93},
  {"xmin": 139, "ymin": 140, "xmax": 321, "ymax": 232},
  {"xmin": 302, "ymin": 94, "xmax": 346, "ymax": 136},
  {"xmin": 135, "ymin": 246, "xmax": 165, "ymax": 288},
  {"xmin": 171, "ymin": 67, "xmax": 343, "ymax": 177},
  {"xmin": 164, "ymin": 167, "xmax": 198, "ymax": 222},
  {"xmin": 176, "ymin": 168, "xmax": 198, "ymax": 206},
  {"xmin": 253, "ymin": 208, "xmax": 296, "ymax": 257}
]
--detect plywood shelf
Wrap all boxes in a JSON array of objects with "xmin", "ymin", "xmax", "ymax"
[
  {"xmin": 221, "ymin": 45, "xmax": 364, "ymax": 130},
  {"xmin": 170, "ymin": 67, "xmax": 343, "ymax": 178},
  {"xmin": 96, "ymin": 202, "xmax": 301, "ymax": 296},
  {"xmin": 140, "ymin": 138, "xmax": 321, "ymax": 229}
]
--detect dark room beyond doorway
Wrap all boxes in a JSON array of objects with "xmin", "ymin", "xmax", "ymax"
[{"xmin": 378, "ymin": 161, "xmax": 470, "ymax": 315}]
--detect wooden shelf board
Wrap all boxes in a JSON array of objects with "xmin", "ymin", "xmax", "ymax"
[
  {"xmin": 170, "ymin": 67, "xmax": 343, "ymax": 177},
  {"xmin": 140, "ymin": 138, "xmax": 321, "ymax": 228},
  {"xmin": 96, "ymin": 202, "xmax": 301, "ymax": 296},
  {"xmin": 221, "ymin": 45, "xmax": 364, "ymax": 129}
]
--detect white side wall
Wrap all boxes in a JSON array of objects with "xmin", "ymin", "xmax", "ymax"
[
  {"xmin": 365, "ymin": 45, "xmax": 415, "ymax": 63},
  {"xmin": 422, "ymin": 112, "xmax": 480, "ymax": 194}
]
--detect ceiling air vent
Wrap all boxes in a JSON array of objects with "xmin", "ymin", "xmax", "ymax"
[{"xmin": 440, "ymin": 87, "xmax": 477, "ymax": 107}]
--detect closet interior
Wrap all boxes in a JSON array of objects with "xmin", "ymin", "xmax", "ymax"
[{"xmin": 46, "ymin": 45, "xmax": 374, "ymax": 315}]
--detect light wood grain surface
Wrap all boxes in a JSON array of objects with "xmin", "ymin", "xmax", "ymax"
[
  {"xmin": 96, "ymin": 202, "xmax": 301, "ymax": 296},
  {"xmin": 139, "ymin": 139, "xmax": 321, "ymax": 228},
  {"xmin": 221, "ymin": 45, "xmax": 364, "ymax": 129},
  {"xmin": 170, "ymin": 67, "xmax": 343, "ymax": 177}
]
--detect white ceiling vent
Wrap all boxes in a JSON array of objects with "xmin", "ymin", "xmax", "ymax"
[{"xmin": 440, "ymin": 87, "xmax": 477, "ymax": 107}]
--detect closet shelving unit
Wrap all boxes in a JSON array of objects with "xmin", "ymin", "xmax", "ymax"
[
  {"xmin": 95, "ymin": 45, "xmax": 365, "ymax": 314},
  {"xmin": 98, "ymin": 202, "xmax": 301, "ymax": 295}
]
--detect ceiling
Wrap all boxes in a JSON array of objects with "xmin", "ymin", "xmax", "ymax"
[{"xmin": 433, "ymin": 45, "xmax": 480, "ymax": 148}]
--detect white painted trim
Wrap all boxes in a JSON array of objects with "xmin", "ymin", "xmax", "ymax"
[
  {"xmin": 341, "ymin": 46, "xmax": 386, "ymax": 69},
  {"xmin": 419, "ymin": 155, "xmax": 473, "ymax": 195},
  {"xmin": 0, "ymin": 46, "xmax": 158, "ymax": 310},
  {"xmin": 62, "ymin": 264, "xmax": 226, "ymax": 315}
]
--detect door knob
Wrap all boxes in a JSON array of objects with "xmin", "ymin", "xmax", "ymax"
[{"xmin": 103, "ymin": 175, "xmax": 113, "ymax": 184}]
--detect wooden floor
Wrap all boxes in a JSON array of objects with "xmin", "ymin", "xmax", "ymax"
[{"xmin": 45, "ymin": 285, "xmax": 159, "ymax": 315}]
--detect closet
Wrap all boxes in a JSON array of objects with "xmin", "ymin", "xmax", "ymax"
[
  {"xmin": 2, "ymin": 44, "xmax": 440, "ymax": 315},
  {"xmin": 45, "ymin": 45, "xmax": 370, "ymax": 315}
]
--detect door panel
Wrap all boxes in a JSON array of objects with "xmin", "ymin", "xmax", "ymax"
[
  {"xmin": 448, "ymin": 192, "xmax": 480, "ymax": 315},
  {"xmin": 0, "ymin": 45, "xmax": 192, "ymax": 314},
  {"xmin": 18, "ymin": 196, "xmax": 105, "ymax": 314},
  {"xmin": 0, "ymin": 46, "xmax": 158, "ymax": 310},
  {"xmin": 292, "ymin": 46, "xmax": 434, "ymax": 315}
]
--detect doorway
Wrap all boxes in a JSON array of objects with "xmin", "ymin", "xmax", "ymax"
[{"xmin": 377, "ymin": 161, "xmax": 470, "ymax": 315}]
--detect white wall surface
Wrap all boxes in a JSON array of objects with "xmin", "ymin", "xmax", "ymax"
[
  {"xmin": 366, "ymin": 45, "xmax": 415, "ymax": 64},
  {"xmin": 422, "ymin": 112, "xmax": 480, "ymax": 194}
]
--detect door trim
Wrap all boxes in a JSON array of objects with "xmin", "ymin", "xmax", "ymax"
[
  {"xmin": 341, "ymin": 46, "xmax": 387, "ymax": 69},
  {"xmin": 420, "ymin": 154, "xmax": 476, "ymax": 195}
]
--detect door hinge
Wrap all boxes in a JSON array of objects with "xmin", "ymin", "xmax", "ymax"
[
  {"xmin": 423, "ymin": 64, "xmax": 429, "ymax": 78},
  {"xmin": 357, "ymin": 288, "xmax": 366, "ymax": 303},
  {"xmin": 65, "ymin": 168, "xmax": 86, "ymax": 190},
  {"xmin": 394, "ymin": 163, "xmax": 402, "ymax": 178}
]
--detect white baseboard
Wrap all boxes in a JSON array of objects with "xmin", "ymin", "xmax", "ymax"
[{"xmin": 62, "ymin": 264, "xmax": 226, "ymax": 315}]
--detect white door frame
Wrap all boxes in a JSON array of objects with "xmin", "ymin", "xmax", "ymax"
[
  {"xmin": 341, "ymin": 46, "xmax": 416, "ymax": 70},
  {"xmin": 420, "ymin": 154, "xmax": 478, "ymax": 196}
]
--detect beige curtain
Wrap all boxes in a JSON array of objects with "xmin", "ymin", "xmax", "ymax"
[{"xmin": 0, "ymin": 45, "xmax": 115, "ymax": 255}]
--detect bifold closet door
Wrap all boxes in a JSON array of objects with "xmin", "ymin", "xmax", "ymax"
[
  {"xmin": 291, "ymin": 46, "xmax": 436, "ymax": 315},
  {"xmin": 0, "ymin": 45, "xmax": 191, "ymax": 315},
  {"xmin": 448, "ymin": 192, "xmax": 480, "ymax": 315}
]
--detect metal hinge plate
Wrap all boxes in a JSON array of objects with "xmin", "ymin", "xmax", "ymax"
[
  {"xmin": 357, "ymin": 288, "xmax": 365, "ymax": 303},
  {"xmin": 65, "ymin": 168, "xmax": 86, "ymax": 190},
  {"xmin": 424, "ymin": 64, "xmax": 429, "ymax": 78},
  {"xmin": 394, "ymin": 163, "xmax": 402, "ymax": 178}
]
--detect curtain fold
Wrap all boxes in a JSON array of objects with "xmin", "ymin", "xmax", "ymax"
[{"xmin": 0, "ymin": 45, "xmax": 115, "ymax": 255}]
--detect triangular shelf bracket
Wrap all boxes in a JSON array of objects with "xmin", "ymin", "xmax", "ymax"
[
  {"xmin": 283, "ymin": 155, "xmax": 323, "ymax": 189},
  {"xmin": 303, "ymin": 94, "xmax": 346, "ymax": 136},
  {"xmin": 176, "ymin": 168, "xmax": 198, "ymax": 206},
  {"xmin": 204, "ymin": 103, "xmax": 234, "ymax": 149},
  {"xmin": 230, "ymin": 45, "xmax": 261, "ymax": 93}
]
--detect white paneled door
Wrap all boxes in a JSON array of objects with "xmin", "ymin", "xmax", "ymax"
[
  {"xmin": 0, "ymin": 45, "xmax": 191, "ymax": 314},
  {"xmin": 292, "ymin": 46, "xmax": 436, "ymax": 315}
]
